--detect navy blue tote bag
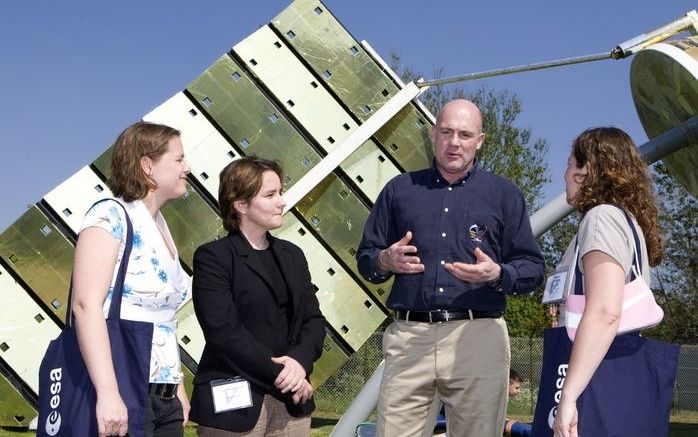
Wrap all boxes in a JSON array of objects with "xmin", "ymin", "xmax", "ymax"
[
  {"xmin": 37, "ymin": 200, "xmax": 153, "ymax": 437},
  {"xmin": 531, "ymin": 328, "xmax": 679, "ymax": 436}
]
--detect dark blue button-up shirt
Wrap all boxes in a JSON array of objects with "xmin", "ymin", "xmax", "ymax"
[{"xmin": 356, "ymin": 163, "xmax": 544, "ymax": 312}]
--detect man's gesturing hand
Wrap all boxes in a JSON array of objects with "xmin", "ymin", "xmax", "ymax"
[
  {"xmin": 444, "ymin": 247, "xmax": 500, "ymax": 283},
  {"xmin": 377, "ymin": 231, "xmax": 425, "ymax": 274}
]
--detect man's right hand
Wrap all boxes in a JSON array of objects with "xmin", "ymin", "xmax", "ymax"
[{"xmin": 377, "ymin": 231, "xmax": 425, "ymax": 274}]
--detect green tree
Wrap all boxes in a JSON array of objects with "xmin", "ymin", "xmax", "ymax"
[
  {"xmin": 645, "ymin": 162, "xmax": 698, "ymax": 343},
  {"xmin": 389, "ymin": 53, "xmax": 554, "ymax": 336}
]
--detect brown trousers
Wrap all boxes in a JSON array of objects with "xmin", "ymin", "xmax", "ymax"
[
  {"xmin": 376, "ymin": 317, "xmax": 510, "ymax": 437},
  {"xmin": 196, "ymin": 395, "xmax": 311, "ymax": 437}
]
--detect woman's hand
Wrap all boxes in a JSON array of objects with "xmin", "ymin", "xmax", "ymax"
[
  {"xmin": 177, "ymin": 383, "xmax": 190, "ymax": 427},
  {"xmin": 552, "ymin": 397, "xmax": 578, "ymax": 437},
  {"xmin": 95, "ymin": 389, "xmax": 128, "ymax": 437},
  {"xmin": 271, "ymin": 356, "xmax": 306, "ymax": 394},
  {"xmin": 291, "ymin": 380, "xmax": 314, "ymax": 405}
]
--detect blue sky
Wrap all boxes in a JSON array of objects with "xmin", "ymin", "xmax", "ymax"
[{"xmin": 1, "ymin": 0, "xmax": 695, "ymax": 231}]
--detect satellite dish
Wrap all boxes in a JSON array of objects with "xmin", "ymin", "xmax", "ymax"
[{"xmin": 631, "ymin": 36, "xmax": 698, "ymax": 196}]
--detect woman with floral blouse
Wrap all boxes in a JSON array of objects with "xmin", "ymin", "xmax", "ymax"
[{"xmin": 72, "ymin": 121, "xmax": 191, "ymax": 437}]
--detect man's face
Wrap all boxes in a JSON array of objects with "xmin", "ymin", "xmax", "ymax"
[{"xmin": 431, "ymin": 101, "xmax": 485, "ymax": 183}]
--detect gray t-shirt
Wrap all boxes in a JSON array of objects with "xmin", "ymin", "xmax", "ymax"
[{"xmin": 557, "ymin": 204, "xmax": 651, "ymax": 296}]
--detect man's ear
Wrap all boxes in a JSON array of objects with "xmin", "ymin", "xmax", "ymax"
[
  {"xmin": 233, "ymin": 199, "xmax": 248, "ymax": 215},
  {"xmin": 476, "ymin": 132, "xmax": 485, "ymax": 150}
]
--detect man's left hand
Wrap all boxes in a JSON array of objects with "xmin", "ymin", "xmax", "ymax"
[{"xmin": 444, "ymin": 247, "xmax": 500, "ymax": 284}]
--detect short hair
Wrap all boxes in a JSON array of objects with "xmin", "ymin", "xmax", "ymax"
[
  {"xmin": 218, "ymin": 156, "xmax": 284, "ymax": 233},
  {"xmin": 109, "ymin": 121, "xmax": 180, "ymax": 202},
  {"xmin": 509, "ymin": 369, "xmax": 523, "ymax": 383},
  {"xmin": 571, "ymin": 127, "xmax": 662, "ymax": 266}
]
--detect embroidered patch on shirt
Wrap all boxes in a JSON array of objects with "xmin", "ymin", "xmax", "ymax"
[{"xmin": 468, "ymin": 223, "xmax": 488, "ymax": 243}]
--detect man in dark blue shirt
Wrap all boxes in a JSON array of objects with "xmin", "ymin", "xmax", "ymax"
[{"xmin": 356, "ymin": 99, "xmax": 544, "ymax": 437}]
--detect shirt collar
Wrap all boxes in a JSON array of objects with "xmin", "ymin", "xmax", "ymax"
[{"xmin": 430, "ymin": 159, "xmax": 479, "ymax": 187}]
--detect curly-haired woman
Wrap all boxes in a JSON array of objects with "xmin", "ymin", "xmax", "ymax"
[{"xmin": 552, "ymin": 127, "xmax": 664, "ymax": 437}]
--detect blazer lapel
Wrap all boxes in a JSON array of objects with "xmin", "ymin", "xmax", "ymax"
[{"xmin": 228, "ymin": 232, "xmax": 277, "ymax": 300}]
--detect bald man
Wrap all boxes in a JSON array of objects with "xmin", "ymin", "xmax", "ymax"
[{"xmin": 357, "ymin": 99, "xmax": 544, "ymax": 437}]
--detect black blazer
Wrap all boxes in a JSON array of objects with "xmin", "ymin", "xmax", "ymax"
[{"xmin": 189, "ymin": 231, "xmax": 326, "ymax": 432}]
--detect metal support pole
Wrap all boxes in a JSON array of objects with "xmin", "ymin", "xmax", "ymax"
[
  {"xmin": 417, "ymin": 52, "xmax": 611, "ymax": 88},
  {"xmin": 417, "ymin": 10, "xmax": 697, "ymax": 89}
]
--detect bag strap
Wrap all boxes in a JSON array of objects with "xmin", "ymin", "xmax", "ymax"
[
  {"xmin": 65, "ymin": 199, "xmax": 134, "ymax": 326},
  {"xmin": 573, "ymin": 205, "xmax": 643, "ymax": 296}
]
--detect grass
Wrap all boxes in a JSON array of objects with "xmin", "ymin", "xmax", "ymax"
[{"xmin": 2, "ymin": 410, "xmax": 696, "ymax": 436}]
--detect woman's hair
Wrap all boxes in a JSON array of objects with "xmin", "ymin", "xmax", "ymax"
[
  {"xmin": 109, "ymin": 121, "xmax": 180, "ymax": 202},
  {"xmin": 218, "ymin": 156, "xmax": 284, "ymax": 232},
  {"xmin": 572, "ymin": 127, "xmax": 662, "ymax": 266}
]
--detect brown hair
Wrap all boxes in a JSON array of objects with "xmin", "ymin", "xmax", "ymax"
[
  {"xmin": 509, "ymin": 369, "xmax": 523, "ymax": 383},
  {"xmin": 109, "ymin": 121, "xmax": 181, "ymax": 202},
  {"xmin": 218, "ymin": 156, "xmax": 284, "ymax": 232},
  {"xmin": 572, "ymin": 127, "xmax": 662, "ymax": 266}
]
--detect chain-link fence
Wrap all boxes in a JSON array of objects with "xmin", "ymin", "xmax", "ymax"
[{"xmin": 315, "ymin": 334, "xmax": 698, "ymax": 416}]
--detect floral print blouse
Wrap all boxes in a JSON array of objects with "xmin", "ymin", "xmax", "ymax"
[{"xmin": 80, "ymin": 198, "xmax": 190, "ymax": 384}]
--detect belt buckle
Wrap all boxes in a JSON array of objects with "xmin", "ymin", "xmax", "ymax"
[{"xmin": 164, "ymin": 384, "xmax": 177, "ymax": 400}]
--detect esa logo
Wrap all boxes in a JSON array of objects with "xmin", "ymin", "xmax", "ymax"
[
  {"xmin": 547, "ymin": 364, "xmax": 567, "ymax": 429},
  {"xmin": 45, "ymin": 367, "xmax": 63, "ymax": 436}
]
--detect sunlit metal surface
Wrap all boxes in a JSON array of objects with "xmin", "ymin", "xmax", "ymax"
[
  {"xmin": 631, "ymin": 37, "xmax": 698, "ymax": 196},
  {"xmin": 233, "ymin": 26, "xmax": 400, "ymax": 201},
  {"xmin": 272, "ymin": 0, "xmax": 433, "ymax": 171},
  {"xmin": 0, "ymin": 206, "xmax": 73, "ymax": 323},
  {"xmin": 175, "ymin": 300, "xmax": 206, "ymax": 363},
  {"xmin": 160, "ymin": 186, "xmax": 225, "ymax": 269},
  {"xmin": 143, "ymin": 92, "xmax": 238, "ymax": 199},
  {"xmin": 43, "ymin": 166, "xmax": 113, "ymax": 234},
  {"xmin": 0, "ymin": 373, "xmax": 35, "ymax": 427},
  {"xmin": 273, "ymin": 214, "xmax": 386, "ymax": 351},
  {"xmin": 0, "ymin": 264, "xmax": 60, "ymax": 393},
  {"xmin": 295, "ymin": 174, "xmax": 392, "ymax": 304},
  {"xmin": 186, "ymin": 55, "xmax": 323, "ymax": 188},
  {"xmin": 311, "ymin": 335, "xmax": 349, "ymax": 388}
]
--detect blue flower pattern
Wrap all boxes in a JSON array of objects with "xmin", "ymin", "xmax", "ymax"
[{"xmin": 81, "ymin": 200, "xmax": 189, "ymax": 384}]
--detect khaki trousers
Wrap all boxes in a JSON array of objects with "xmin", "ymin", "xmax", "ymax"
[
  {"xmin": 376, "ymin": 317, "xmax": 510, "ymax": 437},
  {"xmin": 197, "ymin": 395, "xmax": 311, "ymax": 437}
]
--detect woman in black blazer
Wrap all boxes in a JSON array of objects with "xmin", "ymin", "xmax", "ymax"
[{"xmin": 190, "ymin": 157, "xmax": 326, "ymax": 436}]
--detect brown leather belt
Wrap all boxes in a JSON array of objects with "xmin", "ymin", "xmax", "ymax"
[{"xmin": 394, "ymin": 309, "xmax": 503, "ymax": 323}]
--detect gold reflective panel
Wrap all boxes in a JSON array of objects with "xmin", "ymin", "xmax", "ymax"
[
  {"xmin": 0, "ymin": 264, "xmax": 60, "ymax": 393},
  {"xmin": 143, "ymin": 92, "xmax": 239, "ymax": 199},
  {"xmin": 43, "ymin": 166, "xmax": 114, "ymax": 234},
  {"xmin": 273, "ymin": 214, "xmax": 386, "ymax": 351},
  {"xmin": 295, "ymin": 174, "xmax": 392, "ymax": 304},
  {"xmin": 272, "ymin": 0, "xmax": 399, "ymax": 122},
  {"xmin": 181, "ymin": 362, "xmax": 195, "ymax": 398},
  {"xmin": 272, "ymin": 0, "xmax": 433, "ymax": 171},
  {"xmin": 631, "ymin": 36, "xmax": 698, "ymax": 196},
  {"xmin": 186, "ymin": 55, "xmax": 322, "ymax": 188},
  {"xmin": 0, "ymin": 206, "xmax": 74, "ymax": 323},
  {"xmin": 310, "ymin": 334, "xmax": 349, "ymax": 388},
  {"xmin": 233, "ymin": 26, "xmax": 400, "ymax": 201},
  {"xmin": 160, "ymin": 186, "xmax": 225, "ymax": 269},
  {"xmin": 0, "ymin": 373, "xmax": 35, "ymax": 427},
  {"xmin": 176, "ymin": 300, "xmax": 206, "ymax": 363}
]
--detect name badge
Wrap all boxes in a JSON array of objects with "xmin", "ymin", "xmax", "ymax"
[
  {"xmin": 210, "ymin": 377, "xmax": 253, "ymax": 413},
  {"xmin": 542, "ymin": 271, "xmax": 567, "ymax": 304}
]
